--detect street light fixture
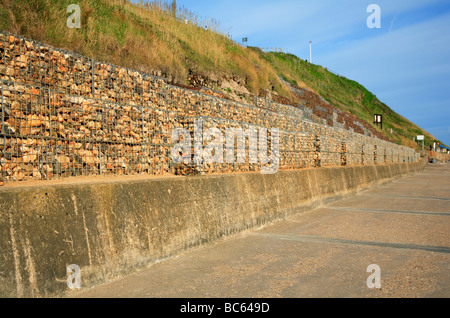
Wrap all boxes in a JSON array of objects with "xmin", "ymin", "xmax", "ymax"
[{"xmin": 309, "ymin": 41, "xmax": 312, "ymax": 63}]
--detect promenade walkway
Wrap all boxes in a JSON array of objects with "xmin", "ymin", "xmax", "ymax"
[{"xmin": 74, "ymin": 162, "xmax": 449, "ymax": 298}]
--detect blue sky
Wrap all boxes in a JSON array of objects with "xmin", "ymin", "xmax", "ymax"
[{"xmin": 141, "ymin": 1, "xmax": 450, "ymax": 145}]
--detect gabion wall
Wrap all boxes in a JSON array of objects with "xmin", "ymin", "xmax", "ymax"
[{"xmin": 0, "ymin": 32, "xmax": 419, "ymax": 184}]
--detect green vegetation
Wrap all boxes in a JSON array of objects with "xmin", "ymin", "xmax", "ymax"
[
  {"xmin": 251, "ymin": 49, "xmax": 444, "ymax": 148},
  {"xmin": 0, "ymin": 0, "xmax": 443, "ymax": 148}
]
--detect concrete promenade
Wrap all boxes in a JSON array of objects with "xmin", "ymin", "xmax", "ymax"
[{"xmin": 73, "ymin": 162, "xmax": 449, "ymax": 298}]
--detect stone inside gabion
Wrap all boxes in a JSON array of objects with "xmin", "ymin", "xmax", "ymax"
[{"xmin": 0, "ymin": 32, "xmax": 418, "ymax": 185}]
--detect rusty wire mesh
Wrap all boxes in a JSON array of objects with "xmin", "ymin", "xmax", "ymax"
[{"xmin": 0, "ymin": 31, "xmax": 419, "ymax": 185}]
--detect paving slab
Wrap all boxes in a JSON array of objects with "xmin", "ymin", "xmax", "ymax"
[{"xmin": 72, "ymin": 162, "xmax": 450, "ymax": 298}]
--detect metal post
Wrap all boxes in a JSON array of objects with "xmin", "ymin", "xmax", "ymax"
[
  {"xmin": 91, "ymin": 59, "xmax": 95, "ymax": 98},
  {"xmin": 1, "ymin": 80, "xmax": 5, "ymax": 182},
  {"xmin": 309, "ymin": 41, "xmax": 312, "ymax": 63}
]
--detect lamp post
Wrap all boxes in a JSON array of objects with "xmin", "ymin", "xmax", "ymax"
[{"xmin": 309, "ymin": 41, "xmax": 312, "ymax": 63}]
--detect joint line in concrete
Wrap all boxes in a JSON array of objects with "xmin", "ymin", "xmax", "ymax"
[
  {"xmin": 326, "ymin": 206, "xmax": 450, "ymax": 216},
  {"xmin": 254, "ymin": 233, "xmax": 450, "ymax": 254}
]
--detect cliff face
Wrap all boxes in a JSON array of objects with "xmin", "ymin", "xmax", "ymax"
[
  {"xmin": 187, "ymin": 70, "xmax": 389, "ymax": 142},
  {"xmin": 0, "ymin": 0, "xmax": 439, "ymax": 149}
]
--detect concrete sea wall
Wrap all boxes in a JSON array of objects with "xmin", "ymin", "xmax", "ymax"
[
  {"xmin": 0, "ymin": 157, "xmax": 427, "ymax": 297},
  {"xmin": 0, "ymin": 31, "xmax": 426, "ymax": 297}
]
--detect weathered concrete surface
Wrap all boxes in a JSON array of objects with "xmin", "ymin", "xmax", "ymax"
[
  {"xmin": 73, "ymin": 161, "xmax": 449, "ymax": 298},
  {"xmin": 0, "ymin": 159, "xmax": 427, "ymax": 297}
]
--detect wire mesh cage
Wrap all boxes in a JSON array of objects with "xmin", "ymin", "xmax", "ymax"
[{"xmin": 0, "ymin": 31, "xmax": 419, "ymax": 185}]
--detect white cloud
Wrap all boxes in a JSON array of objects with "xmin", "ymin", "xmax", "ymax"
[{"xmin": 318, "ymin": 11, "xmax": 450, "ymax": 87}]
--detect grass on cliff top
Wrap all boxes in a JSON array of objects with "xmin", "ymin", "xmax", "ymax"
[
  {"xmin": 0, "ymin": 0, "xmax": 287, "ymax": 96},
  {"xmin": 0, "ymin": 0, "xmax": 442, "ymax": 148},
  {"xmin": 253, "ymin": 49, "xmax": 442, "ymax": 148}
]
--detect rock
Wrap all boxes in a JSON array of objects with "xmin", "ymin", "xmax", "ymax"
[
  {"xmin": 25, "ymin": 40, "xmax": 34, "ymax": 50},
  {"xmin": 27, "ymin": 114, "xmax": 42, "ymax": 127},
  {"xmin": 77, "ymin": 149, "xmax": 95, "ymax": 166},
  {"xmin": 16, "ymin": 55, "xmax": 27, "ymax": 68},
  {"xmin": 32, "ymin": 168, "xmax": 42, "ymax": 179},
  {"xmin": 40, "ymin": 164, "xmax": 53, "ymax": 179},
  {"xmin": 5, "ymin": 66, "xmax": 15, "ymax": 76},
  {"xmin": 1, "ymin": 123, "xmax": 15, "ymax": 134},
  {"xmin": 8, "ymin": 35, "xmax": 18, "ymax": 43},
  {"xmin": 22, "ymin": 154, "xmax": 37, "ymax": 163},
  {"xmin": 2, "ymin": 104, "xmax": 12, "ymax": 117},
  {"xmin": 13, "ymin": 170, "xmax": 25, "ymax": 181},
  {"xmin": 54, "ymin": 155, "xmax": 71, "ymax": 169},
  {"xmin": 20, "ymin": 127, "xmax": 41, "ymax": 135}
]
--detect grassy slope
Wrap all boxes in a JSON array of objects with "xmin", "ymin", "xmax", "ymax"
[
  {"xmin": 257, "ymin": 50, "xmax": 439, "ymax": 148},
  {"xmin": 0, "ymin": 0, "xmax": 285, "ymax": 94},
  {"xmin": 0, "ymin": 0, "xmax": 442, "ymax": 148}
]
